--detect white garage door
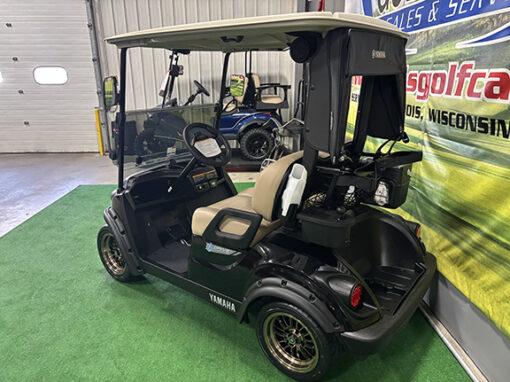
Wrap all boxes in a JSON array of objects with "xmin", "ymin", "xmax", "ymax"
[{"xmin": 0, "ymin": 0, "xmax": 99, "ymax": 152}]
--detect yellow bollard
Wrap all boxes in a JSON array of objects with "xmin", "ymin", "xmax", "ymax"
[{"xmin": 94, "ymin": 108, "xmax": 105, "ymax": 156}]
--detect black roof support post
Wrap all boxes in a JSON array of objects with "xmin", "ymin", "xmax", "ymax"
[
  {"xmin": 160, "ymin": 51, "xmax": 176, "ymax": 109},
  {"xmin": 214, "ymin": 52, "xmax": 231, "ymax": 130},
  {"xmin": 166, "ymin": 52, "xmax": 179, "ymax": 105},
  {"xmin": 117, "ymin": 47, "xmax": 128, "ymax": 192}
]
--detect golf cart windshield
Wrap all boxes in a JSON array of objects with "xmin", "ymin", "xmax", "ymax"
[{"xmin": 121, "ymin": 103, "xmax": 215, "ymax": 177}]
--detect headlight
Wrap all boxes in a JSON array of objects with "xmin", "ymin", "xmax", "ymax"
[{"xmin": 374, "ymin": 181, "xmax": 389, "ymax": 206}]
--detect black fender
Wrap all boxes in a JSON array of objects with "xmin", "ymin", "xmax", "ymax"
[
  {"xmin": 237, "ymin": 277, "xmax": 343, "ymax": 333},
  {"xmin": 103, "ymin": 206, "xmax": 144, "ymax": 276}
]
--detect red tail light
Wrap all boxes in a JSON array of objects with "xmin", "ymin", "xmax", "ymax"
[{"xmin": 350, "ymin": 284, "xmax": 363, "ymax": 309}]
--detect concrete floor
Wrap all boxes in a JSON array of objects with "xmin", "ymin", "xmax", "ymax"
[
  {"xmin": 0, "ymin": 154, "xmax": 116, "ymax": 237},
  {"xmin": 0, "ymin": 153, "xmax": 258, "ymax": 237}
]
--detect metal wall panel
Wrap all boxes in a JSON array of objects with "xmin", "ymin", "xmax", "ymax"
[
  {"xmin": 93, "ymin": 0, "xmax": 297, "ymax": 125},
  {"xmin": 0, "ymin": 0, "xmax": 99, "ymax": 152}
]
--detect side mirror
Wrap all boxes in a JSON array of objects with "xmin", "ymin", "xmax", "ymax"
[{"xmin": 103, "ymin": 76, "xmax": 119, "ymax": 110}]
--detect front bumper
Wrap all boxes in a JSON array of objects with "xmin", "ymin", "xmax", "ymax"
[{"xmin": 340, "ymin": 252, "xmax": 437, "ymax": 355}]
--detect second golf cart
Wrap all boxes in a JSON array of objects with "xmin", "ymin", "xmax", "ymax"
[
  {"xmin": 128, "ymin": 48, "xmax": 291, "ymax": 162},
  {"xmin": 98, "ymin": 12, "xmax": 436, "ymax": 381}
]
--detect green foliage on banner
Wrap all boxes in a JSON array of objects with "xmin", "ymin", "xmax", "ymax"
[{"xmin": 402, "ymin": 13, "xmax": 510, "ymax": 338}]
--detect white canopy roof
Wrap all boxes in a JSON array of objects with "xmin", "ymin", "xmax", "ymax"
[{"xmin": 106, "ymin": 12, "xmax": 407, "ymax": 51}]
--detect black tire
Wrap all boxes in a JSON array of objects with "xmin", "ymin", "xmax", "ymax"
[
  {"xmin": 240, "ymin": 127, "xmax": 274, "ymax": 161},
  {"xmin": 256, "ymin": 302, "xmax": 337, "ymax": 381},
  {"xmin": 134, "ymin": 128, "xmax": 171, "ymax": 156},
  {"xmin": 97, "ymin": 225, "xmax": 137, "ymax": 282}
]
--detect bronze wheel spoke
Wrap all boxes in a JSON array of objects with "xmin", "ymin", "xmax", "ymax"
[
  {"xmin": 263, "ymin": 312, "xmax": 319, "ymax": 374},
  {"xmin": 301, "ymin": 346, "xmax": 313, "ymax": 359}
]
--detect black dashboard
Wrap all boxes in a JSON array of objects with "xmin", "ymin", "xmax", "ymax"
[{"xmin": 125, "ymin": 164, "xmax": 222, "ymax": 210}]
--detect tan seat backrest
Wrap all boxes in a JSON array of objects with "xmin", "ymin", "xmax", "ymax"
[
  {"xmin": 252, "ymin": 151, "xmax": 304, "ymax": 221},
  {"xmin": 251, "ymin": 73, "xmax": 261, "ymax": 90}
]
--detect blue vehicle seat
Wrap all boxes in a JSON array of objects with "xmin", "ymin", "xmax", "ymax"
[{"xmin": 191, "ymin": 151, "xmax": 303, "ymax": 246}]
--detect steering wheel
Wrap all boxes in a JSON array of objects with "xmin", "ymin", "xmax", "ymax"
[
  {"xmin": 183, "ymin": 123, "xmax": 231, "ymax": 167},
  {"xmin": 193, "ymin": 80, "xmax": 210, "ymax": 97}
]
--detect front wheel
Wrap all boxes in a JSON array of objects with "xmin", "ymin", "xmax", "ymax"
[
  {"xmin": 256, "ymin": 302, "xmax": 337, "ymax": 381},
  {"xmin": 97, "ymin": 225, "xmax": 137, "ymax": 282},
  {"xmin": 240, "ymin": 127, "xmax": 274, "ymax": 161}
]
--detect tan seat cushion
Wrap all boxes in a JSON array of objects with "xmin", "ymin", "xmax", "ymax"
[
  {"xmin": 191, "ymin": 187, "xmax": 281, "ymax": 246},
  {"xmin": 260, "ymin": 94, "xmax": 283, "ymax": 104},
  {"xmin": 222, "ymin": 100, "xmax": 237, "ymax": 112},
  {"xmin": 238, "ymin": 187, "xmax": 254, "ymax": 196}
]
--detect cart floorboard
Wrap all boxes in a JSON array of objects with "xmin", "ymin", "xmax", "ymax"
[{"xmin": 146, "ymin": 242, "xmax": 190, "ymax": 274}]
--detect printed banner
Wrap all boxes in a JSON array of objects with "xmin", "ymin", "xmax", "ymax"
[{"xmin": 348, "ymin": 1, "xmax": 510, "ymax": 337}]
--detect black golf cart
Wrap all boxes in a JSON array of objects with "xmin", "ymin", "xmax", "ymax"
[{"xmin": 98, "ymin": 12, "xmax": 436, "ymax": 381}]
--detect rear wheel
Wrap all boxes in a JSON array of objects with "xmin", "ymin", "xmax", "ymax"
[
  {"xmin": 97, "ymin": 225, "xmax": 137, "ymax": 282},
  {"xmin": 240, "ymin": 127, "xmax": 274, "ymax": 161},
  {"xmin": 256, "ymin": 302, "xmax": 336, "ymax": 381}
]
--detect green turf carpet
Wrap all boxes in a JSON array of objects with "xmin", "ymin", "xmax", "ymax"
[{"xmin": 0, "ymin": 185, "xmax": 469, "ymax": 381}]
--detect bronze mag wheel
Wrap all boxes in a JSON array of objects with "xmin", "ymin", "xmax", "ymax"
[
  {"xmin": 97, "ymin": 225, "xmax": 136, "ymax": 282},
  {"xmin": 256, "ymin": 302, "xmax": 337, "ymax": 381}
]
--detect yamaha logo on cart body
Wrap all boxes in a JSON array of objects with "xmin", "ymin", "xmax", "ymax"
[
  {"xmin": 372, "ymin": 49, "xmax": 386, "ymax": 59},
  {"xmin": 209, "ymin": 293, "xmax": 236, "ymax": 312}
]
